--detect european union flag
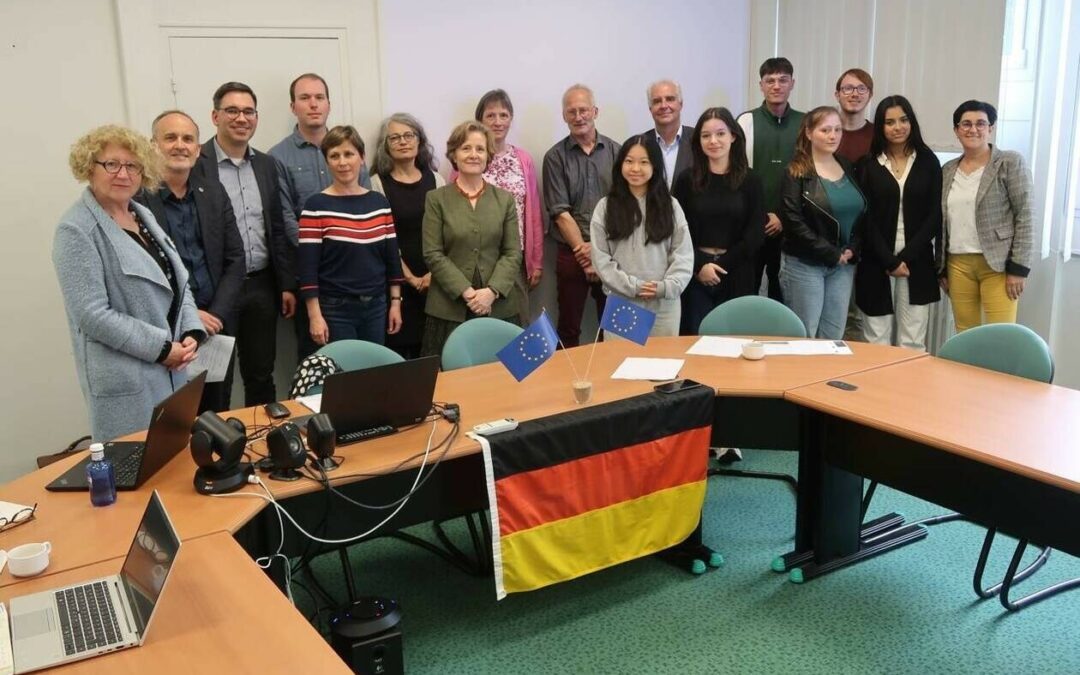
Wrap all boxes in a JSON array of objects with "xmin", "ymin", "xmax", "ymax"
[
  {"xmin": 497, "ymin": 311, "xmax": 559, "ymax": 382},
  {"xmin": 599, "ymin": 296, "xmax": 655, "ymax": 345}
]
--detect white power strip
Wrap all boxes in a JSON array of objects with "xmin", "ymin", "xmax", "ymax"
[{"xmin": 472, "ymin": 418, "xmax": 519, "ymax": 436}]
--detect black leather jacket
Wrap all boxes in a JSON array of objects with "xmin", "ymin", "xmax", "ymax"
[{"xmin": 779, "ymin": 157, "xmax": 866, "ymax": 267}]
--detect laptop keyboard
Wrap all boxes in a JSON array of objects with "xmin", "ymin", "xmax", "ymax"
[
  {"xmin": 338, "ymin": 425, "xmax": 397, "ymax": 444},
  {"xmin": 55, "ymin": 582, "xmax": 125, "ymax": 656},
  {"xmin": 113, "ymin": 449, "xmax": 144, "ymax": 487}
]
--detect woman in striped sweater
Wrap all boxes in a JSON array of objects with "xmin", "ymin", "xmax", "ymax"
[{"xmin": 299, "ymin": 125, "xmax": 404, "ymax": 346}]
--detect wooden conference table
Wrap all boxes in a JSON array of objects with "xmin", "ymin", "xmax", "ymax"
[
  {"xmin": 1, "ymin": 338, "xmax": 923, "ymax": 583},
  {"xmin": 9, "ymin": 336, "xmax": 1079, "ymax": 668},
  {"xmin": 782, "ymin": 356, "xmax": 1080, "ymax": 588}
]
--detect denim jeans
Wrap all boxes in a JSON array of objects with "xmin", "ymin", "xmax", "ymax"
[
  {"xmin": 780, "ymin": 253, "xmax": 854, "ymax": 340},
  {"xmin": 319, "ymin": 293, "xmax": 387, "ymax": 345}
]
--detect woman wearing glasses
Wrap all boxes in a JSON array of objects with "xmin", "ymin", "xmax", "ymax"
[
  {"xmin": 54, "ymin": 125, "xmax": 206, "ymax": 442},
  {"xmin": 370, "ymin": 113, "xmax": 445, "ymax": 358},
  {"xmin": 938, "ymin": 100, "xmax": 1033, "ymax": 332}
]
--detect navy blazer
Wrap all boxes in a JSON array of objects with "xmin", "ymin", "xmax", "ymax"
[
  {"xmin": 136, "ymin": 173, "xmax": 246, "ymax": 331},
  {"xmin": 635, "ymin": 125, "xmax": 695, "ymax": 187},
  {"xmin": 194, "ymin": 139, "xmax": 296, "ymax": 298}
]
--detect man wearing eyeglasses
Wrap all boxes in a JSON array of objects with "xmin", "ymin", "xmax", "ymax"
[
  {"xmin": 543, "ymin": 84, "xmax": 621, "ymax": 347},
  {"xmin": 195, "ymin": 81, "xmax": 296, "ymax": 406},
  {"xmin": 834, "ymin": 68, "xmax": 875, "ymax": 163},
  {"xmin": 269, "ymin": 73, "xmax": 371, "ymax": 359},
  {"xmin": 737, "ymin": 57, "xmax": 804, "ymax": 304}
]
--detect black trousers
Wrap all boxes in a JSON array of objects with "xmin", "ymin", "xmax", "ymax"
[
  {"xmin": 754, "ymin": 235, "xmax": 784, "ymax": 302},
  {"xmin": 235, "ymin": 269, "xmax": 278, "ymax": 406}
]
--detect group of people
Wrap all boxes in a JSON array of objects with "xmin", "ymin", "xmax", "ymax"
[{"xmin": 54, "ymin": 62, "xmax": 1034, "ymax": 442}]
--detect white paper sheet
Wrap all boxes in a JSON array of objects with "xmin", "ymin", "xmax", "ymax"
[
  {"xmin": 760, "ymin": 340, "xmax": 853, "ymax": 356},
  {"xmin": 610, "ymin": 357, "xmax": 684, "ymax": 381},
  {"xmin": 187, "ymin": 334, "xmax": 236, "ymax": 382},
  {"xmin": 685, "ymin": 336, "xmax": 752, "ymax": 358},
  {"xmin": 296, "ymin": 394, "xmax": 322, "ymax": 413}
]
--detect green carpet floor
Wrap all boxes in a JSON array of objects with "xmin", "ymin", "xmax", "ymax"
[{"xmin": 295, "ymin": 449, "xmax": 1080, "ymax": 673}]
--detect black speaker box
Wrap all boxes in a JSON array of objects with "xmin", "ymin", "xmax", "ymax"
[{"xmin": 330, "ymin": 597, "xmax": 403, "ymax": 675}]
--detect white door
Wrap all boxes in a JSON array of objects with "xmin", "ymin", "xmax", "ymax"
[{"xmin": 167, "ymin": 33, "xmax": 349, "ymax": 150}]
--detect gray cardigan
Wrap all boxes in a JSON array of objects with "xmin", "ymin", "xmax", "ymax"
[
  {"xmin": 589, "ymin": 196, "xmax": 693, "ymax": 301},
  {"xmin": 53, "ymin": 189, "xmax": 204, "ymax": 441},
  {"xmin": 939, "ymin": 146, "xmax": 1034, "ymax": 277}
]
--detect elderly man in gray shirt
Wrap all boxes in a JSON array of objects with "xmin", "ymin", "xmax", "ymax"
[
  {"xmin": 269, "ymin": 73, "xmax": 371, "ymax": 358},
  {"xmin": 543, "ymin": 84, "xmax": 621, "ymax": 347}
]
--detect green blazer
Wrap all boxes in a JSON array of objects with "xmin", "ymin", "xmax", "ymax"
[{"xmin": 422, "ymin": 184, "xmax": 522, "ymax": 322}]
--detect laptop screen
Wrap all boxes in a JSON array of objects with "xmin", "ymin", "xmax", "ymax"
[
  {"xmin": 321, "ymin": 355, "xmax": 439, "ymax": 433},
  {"xmin": 118, "ymin": 491, "xmax": 181, "ymax": 642},
  {"xmin": 137, "ymin": 371, "xmax": 207, "ymax": 481}
]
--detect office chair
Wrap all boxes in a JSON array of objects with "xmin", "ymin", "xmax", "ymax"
[
  {"xmin": 862, "ymin": 323, "xmax": 1062, "ymax": 611},
  {"xmin": 441, "ymin": 318, "xmax": 524, "ymax": 371},
  {"xmin": 697, "ymin": 296, "xmax": 808, "ymax": 494}
]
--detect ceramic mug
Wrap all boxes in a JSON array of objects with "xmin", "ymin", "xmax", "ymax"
[
  {"xmin": 8, "ymin": 541, "xmax": 51, "ymax": 577},
  {"xmin": 741, "ymin": 341, "xmax": 766, "ymax": 360}
]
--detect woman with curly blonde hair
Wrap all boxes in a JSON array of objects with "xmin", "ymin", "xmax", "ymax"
[{"xmin": 55, "ymin": 125, "xmax": 206, "ymax": 441}]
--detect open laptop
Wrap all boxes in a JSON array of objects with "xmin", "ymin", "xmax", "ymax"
[
  {"xmin": 47, "ymin": 372, "xmax": 206, "ymax": 492},
  {"xmin": 316, "ymin": 356, "xmax": 440, "ymax": 444},
  {"xmin": 9, "ymin": 490, "xmax": 182, "ymax": 674}
]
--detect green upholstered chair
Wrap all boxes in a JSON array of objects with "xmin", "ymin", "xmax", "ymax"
[
  {"xmin": 865, "ymin": 323, "xmax": 1059, "ymax": 610},
  {"xmin": 697, "ymin": 295, "xmax": 808, "ymax": 339},
  {"xmin": 296, "ymin": 340, "xmax": 405, "ymax": 395},
  {"xmin": 441, "ymin": 318, "xmax": 524, "ymax": 371},
  {"xmin": 697, "ymin": 296, "xmax": 808, "ymax": 493}
]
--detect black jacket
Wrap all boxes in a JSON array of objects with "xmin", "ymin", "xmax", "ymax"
[
  {"xmin": 779, "ymin": 156, "xmax": 866, "ymax": 266},
  {"xmin": 635, "ymin": 125, "xmax": 695, "ymax": 186},
  {"xmin": 194, "ymin": 139, "xmax": 296, "ymax": 300},
  {"xmin": 854, "ymin": 152, "xmax": 942, "ymax": 316},
  {"xmin": 135, "ymin": 173, "xmax": 246, "ymax": 331}
]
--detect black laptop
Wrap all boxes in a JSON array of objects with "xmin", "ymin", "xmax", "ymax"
[
  {"xmin": 47, "ymin": 372, "xmax": 207, "ymax": 491},
  {"xmin": 316, "ymin": 356, "xmax": 440, "ymax": 444}
]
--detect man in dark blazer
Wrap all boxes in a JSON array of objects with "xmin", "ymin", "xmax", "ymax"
[
  {"xmin": 635, "ymin": 79, "xmax": 694, "ymax": 187},
  {"xmin": 137, "ymin": 110, "xmax": 246, "ymax": 412},
  {"xmin": 194, "ymin": 82, "xmax": 296, "ymax": 406}
]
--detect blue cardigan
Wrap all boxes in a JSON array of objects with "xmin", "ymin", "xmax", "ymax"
[{"xmin": 53, "ymin": 189, "xmax": 204, "ymax": 441}]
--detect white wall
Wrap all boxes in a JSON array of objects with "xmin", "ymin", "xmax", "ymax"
[{"xmin": 0, "ymin": 0, "xmax": 128, "ymax": 480}]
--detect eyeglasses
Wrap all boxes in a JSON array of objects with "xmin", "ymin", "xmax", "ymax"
[
  {"xmin": 839, "ymin": 85, "xmax": 869, "ymax": 95},
  {"xmin": 564, "ymin": 107, "xmax": 595, "ymax": 119},
  {"xmin": 958, "ymin": 120, "xmax": 991, "ymax": 130},
  {"xmin": 218, "ymin": 107, "xmax": 259, "ymax": 120},
  {"xmin": 94, "ymin": 160, "xmax": 143, "ymax": 176},
  {"xmin": 0, "ymin": 503, "xmax": 37, "ymax": 532},
  {"xmin": 387, "ymin": 132, "xmax": 418, "ymax": 145}
]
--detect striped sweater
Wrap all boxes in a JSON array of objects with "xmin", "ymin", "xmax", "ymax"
[{"xmin": 298, "ymin": 191, "xmax": 404, "ymax": 300}]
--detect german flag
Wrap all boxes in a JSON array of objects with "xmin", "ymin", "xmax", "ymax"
[{"xmin": 478, "ymin": 387, "xmax": 714, "ymax": 599}]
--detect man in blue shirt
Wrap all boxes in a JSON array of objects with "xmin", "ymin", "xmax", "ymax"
[{"xmin": 269, "ymin": 72, "xmax": 371, "ymax": 358}]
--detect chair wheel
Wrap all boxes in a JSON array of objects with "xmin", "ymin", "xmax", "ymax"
[
  {"xmin": 771, "ymin": 556, "xmax": 786, "ymax": 573},
  {"xmin": 690, "ymin": 559, "xmax": 707, "ymax": 575},
  {"xmin": 789, "ymin": 568, "xmax": 805, "ymax": 584},
  {"xmin": 708, "ymin": 552, "xmax": 724, "ymax": 568}
]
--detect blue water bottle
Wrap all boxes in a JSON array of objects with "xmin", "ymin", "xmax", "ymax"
[{"xmin": 86, "ymin": 443, "xmax": 117, "ymax": 507}]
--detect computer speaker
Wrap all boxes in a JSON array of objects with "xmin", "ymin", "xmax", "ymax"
[
  {"xmin": 267, "ymin": 422, "xmax": 306, "ymax": 481},
  {"xmin": 306, "ymin": 413, "xmax": 338, "ymax": 472}
]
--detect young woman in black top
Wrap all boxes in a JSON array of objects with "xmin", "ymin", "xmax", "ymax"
[
  {"xmin": 672, "ymin": 107, "xmax": 765, "ymax": 334},
  {"xmin": 855, "ymin": 95, "xmax": 941, "ymax": 350}
]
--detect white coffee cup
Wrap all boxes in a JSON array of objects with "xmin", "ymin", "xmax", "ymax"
[
  {"xmin": 741, "ymin": 341, "xmax": 766, "ymax": 360},
  {"xmin": 7, "ymin": 541, "xmax": 51, "ymax": 577}
]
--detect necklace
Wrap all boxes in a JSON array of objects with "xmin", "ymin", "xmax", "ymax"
[
  {"xmin": 455, "ymin": 179, "xmax": 486, "ymax": 200},
  {"xmin": 888, "ymin": 154, "xmax": 908, "ymax": 178}
]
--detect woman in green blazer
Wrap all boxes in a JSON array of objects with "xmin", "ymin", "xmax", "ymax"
[{"xmin": 421, "ymin": 121, "xmax": 522, "ymax": 357}]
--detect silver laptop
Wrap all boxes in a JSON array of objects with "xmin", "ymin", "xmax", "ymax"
[{"xmin": 8, "ymin": 491, "xmax": 181, "ymax": 674}]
